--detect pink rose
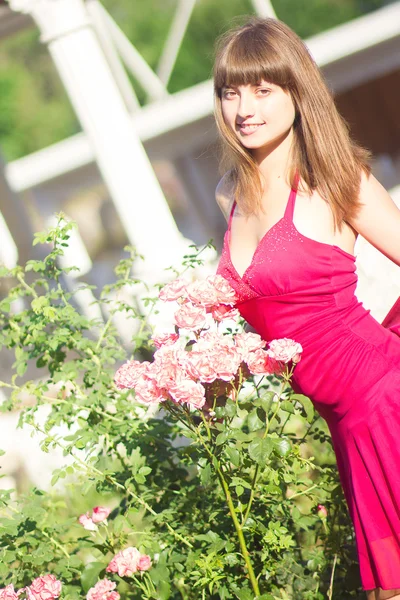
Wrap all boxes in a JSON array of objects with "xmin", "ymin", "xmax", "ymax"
[
  {"xmin": 208, "ymin": 275, "xmax": 237, "ymax": 305},
  {"xmin": 174, "ymin": 302, "xmax": 206, "ymax": 331},
  {"xmin": 246, "ymin": 349, "xmax": 279, "ymax": 375},
  {"xmin": 27, "ymin": 575, "xmax": 61, "ymax": 600},
  {"xmin": 211, "ymin": 304, "xmax": 240, "ymax": 322},
  {"xmin": 134, "ymin": 375, "xmax": 166, "ymax": 405},
  {"xmin": 151, "ymin": 333, "xmax": 179, "ymax": 349},
  {"xmin": 152, "ymin": 346, "xmax": 188, "ymax": 390},
  {"xmin": 79, "ymin": 512, "xmax": 98, "ymax": 531},
  {"xmin": 92, "ymin": 506, "xmax": 111, "ymax": 524},
  {"xmin": 159, "ymin": 279, "xmax": 188, "ymax": 302},
  {"xmin": 185, "ymin": 352, "xmax": 217, "ymax": 384},
  {"xmin": 114, "ymin": 360, "xmax": 150, "ymax": 389},
  {"xmin": 317, "ymin": 504, "xmax": 328, "ymax": 519},
  {"xmin": 169, "ymin": 379, "xmax": 206, "ymax": 409},
  {"xmin": 267, "ymin": 338, "xmax": 303, "ymax": 364},
  {"xmin": 137, "ymin": 555, "xmax": 152, "ymax": 572},
  {"xmin": 0, "ymin": 585, "xmax": 19, "ymax": 600},
  {"xmin": 213, "ymin": 346, "xmax": 242, "ymax": 381},
  {"xmin": 192, "ymin": 331, "xmax": 232, "ymax": 353},
  {"xmin": 87, "ymin": 579, "xmax": 120, "ymax": 600},
  {"xmin": 106, "ymin": 547, "xmax": 147, "ymax": 577},
  {"xmin": 235, "ymin": 332, "xmax": 265, "ymax": 359},
  {"xmin": 186, "ymin": 280, "xmax": 218, "ymax": 308}
]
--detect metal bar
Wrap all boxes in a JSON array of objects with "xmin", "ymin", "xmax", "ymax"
[
  {"xmin": 250, "ymin": 0, "xmax": 276, "ymax": 18},
  {"xmin": 96, "ymin": 2, "xmax": 168, "ymax": 101},
  {"xmin": 86, "ymin": 0, "xmax": 140, "ymax": 113},
  {"xmin": 157, "ymin": 0, "xmax": 197, "ymax": 86}
]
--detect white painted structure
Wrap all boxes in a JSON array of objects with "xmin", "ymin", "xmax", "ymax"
[
  {"xmin": 1, "ymin": 0, "xmax": 400, "ymax": 304},
  {"xmin": 1, "ymin": 0, "xmax": 400, "ymax": 491}
]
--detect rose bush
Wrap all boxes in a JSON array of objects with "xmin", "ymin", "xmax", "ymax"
[{"xmin": 0, "ymin": 217, "xmax": 363, "ymax": 599}]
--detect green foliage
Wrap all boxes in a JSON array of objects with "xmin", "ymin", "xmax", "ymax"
[
  {"xmin": 0, "ymin": 216, "xmax": 364, "ymax": 598},
  {"xmin": 0, "ymin": 0, "xmax": 394, "ymax": 159}
]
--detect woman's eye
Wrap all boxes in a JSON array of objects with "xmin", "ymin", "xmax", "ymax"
[
  {"xmin": 257, "ymin": 88, "xmax": 270, "ymax": 95},
  {"xmin": 223, "ymin": 91, "xmax": 237, "ymax": 98}
]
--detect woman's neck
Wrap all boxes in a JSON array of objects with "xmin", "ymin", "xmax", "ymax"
[{"xmin": 252, "ymin": 127, "xmax": 294, "ymax": 189}]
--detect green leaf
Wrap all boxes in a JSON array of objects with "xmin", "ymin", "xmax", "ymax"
[
  {"xmin": 236, "ymin": 588, "xmax": 254, "ymax": 600},
  {"xmin": 0, "ymin": 301, "xmax": 10, "ymax": 312},
  {"xmin": 258, "ymin": 391, "xmax": 276, "ymax": 414},
  {"xmin": 156, "ymin": 579, "xmax": 171, "ymax": 600},
  {"xmin": 274, "ymin": 438, "xmax": 292, "ymax": 457},
  {"xmin": 31, "ymin": 296, "xmax": 48, "ymax": 313},
  {"xmin": 224, "ymin": 400, "xmax": 237, "ymax": 418},
  {"xmin": 247, "ymin": 408, "xmax": 264, "ymax": 432},
  {"xmin": 231, "ymin": 476, "xmax": 252, "ymax": 490},
  {"xmin": 235, "ymin": 485, "xmax": 244, "ymax": 496},
  {"xmin": 113, "ymin": 515, "xmax": 129, "ymax": 534},
  {"xmin": 248, "ymin": 437, "xmax": 273, "ymax": 465},
  {"xmin": 215, "ymin": 431, "xmax": 228, "ymax": 446},
  {"xmin": 200, "ymin": 463, "xmax": 212, "ymax": 485},
  {"xmin": 80, "ymin": 561, "xmax": 108, "ymax": 593},
  {"xmin": 16, "ymin": 362, "xmax": 27, "ymax": 377},
  {"xmin": 280, "ymin": 400, "xmax": 295, "ymax": 414},
  {"xmin": 224, "ymin": 553, "xmax": 239, "ymax": 566},
  {"xmin": 291, "ymin": 393, "xmax": 315, "ymax": 423},
  {"xmin": 139, "ymin": 466, "xmax": 152, "ymax": 476},
  {"xmin": 225, "ymin": 446, "xmax": 240, "ymax": 467}
]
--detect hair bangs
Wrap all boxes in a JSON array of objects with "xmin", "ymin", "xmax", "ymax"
[{"xmin": 214, "ymin": 28, "xmax": 291, "ymax": 95}]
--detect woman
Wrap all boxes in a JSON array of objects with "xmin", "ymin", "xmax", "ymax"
[{"xmin": 214, "ymin": 17, "xmax": 400, "ymax": 599}]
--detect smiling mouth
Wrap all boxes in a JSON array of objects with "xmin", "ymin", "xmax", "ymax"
[{"xmin": 238, "ymin": 123, "xmax": 265, "ymax": 131}]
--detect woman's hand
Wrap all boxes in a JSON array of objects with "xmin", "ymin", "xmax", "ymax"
[{"xmin": 351, "ymin": 172, "xmax": 400, "ymax": 266}]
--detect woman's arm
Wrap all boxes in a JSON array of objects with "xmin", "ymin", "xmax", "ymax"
[{"xmin": 350, "ymin": 172, "xmax": 400, "ymax": 266}]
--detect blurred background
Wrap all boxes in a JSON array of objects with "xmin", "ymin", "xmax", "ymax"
[{"xmin": 1, "ymin": 0, "xmax": 400, "ymax": 489}]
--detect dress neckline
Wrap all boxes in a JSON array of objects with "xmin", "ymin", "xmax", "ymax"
[
  {"xmin": 227, "ymin": 181, "xmax": 298, "ymax": 279},
  {"xmin": 226, "ymin": 178, "xmax": 355, "ymax": 282}
]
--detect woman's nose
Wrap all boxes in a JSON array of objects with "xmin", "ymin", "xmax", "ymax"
[{"xmin": 237, "ymin": 93, "xmax": 256, "ymax": 119}]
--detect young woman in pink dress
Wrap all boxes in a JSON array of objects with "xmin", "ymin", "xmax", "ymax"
[{"xmin": 213, "ymin": 17, "xmax": 400, "ymax": 600}]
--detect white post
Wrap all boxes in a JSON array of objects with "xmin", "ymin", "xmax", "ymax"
[
  {"xmin": 157, "ymin": 0, "xmax": 197, "ymax": 86},
  {"xmin": 0, "ymin": 153, "xmax": 36, "ymax": 267},
  {"xmin": 96, "ymin": 3, "xmax": 168, "ymax": 102},
  {"xmin": 250, "ymin": 0, "xmax": 277, "ymax": 18},
  {"xmin": 85, "ymin": 0, "xmax": 140, "ymax": 114},
  {"xmin": 7, "ymin": 0, "xmax": 187, "ymax": 273}
]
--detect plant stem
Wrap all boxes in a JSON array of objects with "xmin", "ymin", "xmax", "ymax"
[
  {"xmin": 191, "ymin": 417, "xmax": 260, "ymax": 595},
  {"xmin": 327, "ymin": 553, "xmax": 338, "ymax": 600},
  {"xmin": 3, "ymin": 504, "xmax": 70, "ymax": 560},
  {"xmin": 288, "ymin": 482, "xmax": 319, "ymax": 500},
  {"xmin": 216, "ymin": 466, "xmax": 260, "ymax": 596},
  {"xmin": 241, "ymin": 465, "xmax": 259, "ymax": 527},
  {"xmin": 242, "ymin": 377, "xmax": 287, "ymax": 526},
  {"xmin": 16, "ymin": 273, "xmax": 38, "ymax": 298},
  {"xmin": 0, "ymin": 381, "xmax": 125, "ymax": 424},
  {"xmin": 31, "ymin": 422, "xmax": 194, "ymax": 549},
  {"xmin": 41, "ymin": 528, "xmax": 70, "ymax": 559}
]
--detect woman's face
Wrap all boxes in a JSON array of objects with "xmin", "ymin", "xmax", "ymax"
[{"xmin": 220, "ymin": 80, "xmax": 296, "ymax": 153}]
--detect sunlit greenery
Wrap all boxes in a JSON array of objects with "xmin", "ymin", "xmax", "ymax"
[{"xmin": 0, "ymin": 0, "xmax": 394, "ymax": 160}]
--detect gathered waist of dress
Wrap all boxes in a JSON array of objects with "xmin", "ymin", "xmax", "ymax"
[{"xmin": 237, "ymin": 293, "xmax": 400, "ymax": 422}]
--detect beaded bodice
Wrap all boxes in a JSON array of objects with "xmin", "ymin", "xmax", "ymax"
[{"xmin": 216, "ymin": 182, "xmax": 400, "ymax": 423}]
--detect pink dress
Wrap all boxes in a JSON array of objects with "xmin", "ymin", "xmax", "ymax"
[{"xmin": 217, "ymin": 182, "xmax": 400, "ymax": 591}]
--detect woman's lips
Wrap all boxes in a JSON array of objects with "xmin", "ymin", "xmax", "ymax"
[{"xmin": 238, "ymin": 123, "xmax": 265, "ymax": 135}]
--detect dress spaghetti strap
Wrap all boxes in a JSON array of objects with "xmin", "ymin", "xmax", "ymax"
[{"xmin": 284, "ymin": 173, "xmax": 300, "ymax": 221}]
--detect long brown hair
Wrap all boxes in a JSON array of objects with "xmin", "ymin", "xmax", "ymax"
[{"xmin": 213, "ymin": 17, "xmax": 370, "ymax": 230}]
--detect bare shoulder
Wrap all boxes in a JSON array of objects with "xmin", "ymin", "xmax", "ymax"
[
  {"xmin": 351, "ymin": 169, "xmax": 400, "ymax": 266},
  {"xmin": 215, "ymin": 171, "xmax": 235, "ymax": 222}
]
